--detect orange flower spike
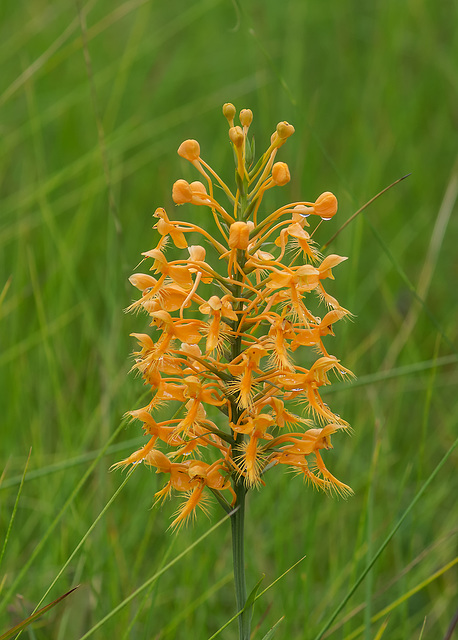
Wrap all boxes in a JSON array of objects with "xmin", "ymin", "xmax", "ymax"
[{"xmin": 119, "ymin": 103, "xmax": 354, "ymax": 532}]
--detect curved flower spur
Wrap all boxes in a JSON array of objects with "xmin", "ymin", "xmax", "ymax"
[{"xmin": 113, "ymin": 103, "xmax": 355, "ymax": 531}]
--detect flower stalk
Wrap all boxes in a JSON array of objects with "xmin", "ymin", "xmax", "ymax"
[
  {"xmin": 231, "ymin": 481, "xmax": 249, "ymax": 639},
  {"xmin": 113, "ymin": 103, "xmax": 355, "ymax": 637}
]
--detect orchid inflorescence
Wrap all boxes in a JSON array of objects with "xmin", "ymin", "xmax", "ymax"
[{"xmin": 113, "ymin": 103, "xmax": 355, "ymax": 530}]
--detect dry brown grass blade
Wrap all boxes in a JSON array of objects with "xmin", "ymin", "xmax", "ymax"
[{"xmin": 0, "ymin": 587, "xmax": 79, "ymax": 640}]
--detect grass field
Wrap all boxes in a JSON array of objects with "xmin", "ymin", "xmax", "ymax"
[{"xmin": 1, "ymin": 1, "xmax": 457, "ymax": 638}]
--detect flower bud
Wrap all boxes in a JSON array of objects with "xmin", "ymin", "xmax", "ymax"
[
  {"xmin": 272, "ymin": 162, "xmax": 290, "ymax": 186},
  {"xmin": 228, "ymin": 221, "xmax": 251, "ymax": 250},
  {"xmin": 314, "ymin": 192, "xmax": 338, "ymax": 219},
  {"xmin": 188, "ymin": 245, "xmax": 206, "ymax": 262},
  {"xmin": 276, "ymin": 121, "xmax": 295, "ymax": 139},
  {"xmin": 240, "ymin": 109, "xmax": 253, "ymax": 128},
  {"xmin": 177, "ymin": 139, "xmax": 200, "ymax": 162},
  {"xmin": 190, "ymin": 181, "xmax": 207, "ymax": 196},
  {"xmin": 223, "ymin": 102, "xmax": 236, "ymax": 125},
  {"xmin": 229, "ymin": 126, "xmax": 244, "ymax": 148},
  {"xmin": 172, "ymin": 179, "xmax": 192, "ymax": 204}
]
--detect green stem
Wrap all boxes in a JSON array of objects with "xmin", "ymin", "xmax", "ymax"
[
  {"xmin": 231, "ymin": 481, "xmax": 250, "ymax": 640},
  {"xmin": 229, "ymin": 170, "xmax": 251, "ymax": 640}
]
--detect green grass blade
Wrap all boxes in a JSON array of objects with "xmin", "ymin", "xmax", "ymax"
[
  {"xmin": 313, "ymin": 437, "xmax": 458, "ymax": 640},
  {"xmin": 0, "ymin": 449, "xmax": 31, "ymax": 571},
  {"xmin": 77, "ymin": 512, "xmax": 232, "ymax": 639}
]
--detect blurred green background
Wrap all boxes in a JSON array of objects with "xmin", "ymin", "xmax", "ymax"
[{"xmin": 1, "ymin": 0, "xmax": 457, "ymax": 638}]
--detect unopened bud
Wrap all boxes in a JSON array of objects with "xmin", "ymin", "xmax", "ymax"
[
  {"xmin": 172, "ymin": 179, "xmax": 192, "ymax": 204},
  {"xmin": 229, "ymin": 126, "xmax": 244, "ymax": 148},
  {"xmin": 223, "ymin": 102, "xmax": 236, "ymax": 125},
  {"xmin": 314, "ymin": 192, "xmax": 338, "ymax": 219},
  {"xmin": 188, "ymin": 245, "xmax": 206, "ymax": 261},
  {"xmin": 190, "ymin": 181, "xmax": 207, "ymax": 196},
  {"xmin": 228, "ymin": 221, "xmax": 251, "ymax": 250},
  {"xmin": 276, "ymin": 121, "xmax": 295, "ymax": 139},
  {"xmin": 272, "ymin": 162, "xmax": 290, "ymax": 186},
  {"xmin": 177, "ymin": 139, "xmax": 200, "ymax": 162},
  {"xmin": 240, "ymin": 109, "xmax": 253, "ymax": 128}
]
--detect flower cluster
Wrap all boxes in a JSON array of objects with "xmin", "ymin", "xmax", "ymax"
[{"xmin": 114, "ymin": 103, "xmax": 354, "ymax": 529}]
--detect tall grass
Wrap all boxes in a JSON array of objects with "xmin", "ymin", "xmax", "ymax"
[{"xmin": 1, "ymin": 0, "xmax": 457, "ymax": 638}]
